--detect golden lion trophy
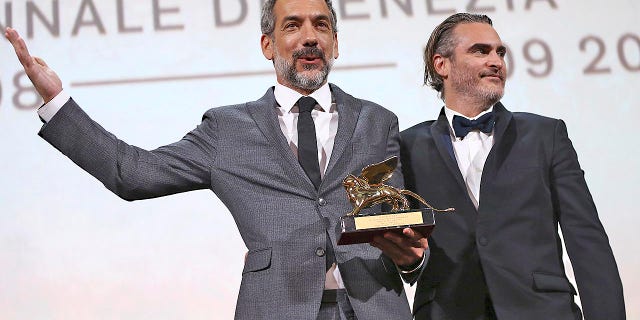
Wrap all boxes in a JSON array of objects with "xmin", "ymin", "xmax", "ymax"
[{"xmin": 337, "ymin": 156, "xmax": 454, "ymax": 245}]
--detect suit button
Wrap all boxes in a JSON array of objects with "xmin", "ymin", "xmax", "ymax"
[
  {"xmin": 318, "ymin": 198, "xmax": 327, "ymax": 206},
  {"xmin": 315, "ymin": 247, "xmax": 326, "ymax": 257},
  {"xmin": 478, "ymin": 236, "xmax": 488, "ymax": 246}
]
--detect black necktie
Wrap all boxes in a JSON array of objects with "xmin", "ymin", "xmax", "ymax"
[
  {"xmin": 452, "ymin": 112, "xmax": 495, "ymax": 139},
  {"xmin": 297, "ymin": 96, "xmax": 321, "ymax": 189}
]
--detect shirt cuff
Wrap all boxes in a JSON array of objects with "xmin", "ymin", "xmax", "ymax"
[{"xmin": 37, "ymin": 90, "xmax": 70, "ymax": 123}]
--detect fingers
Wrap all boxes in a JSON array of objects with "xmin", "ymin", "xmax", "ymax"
[
  {"xmin": 34, "ymin": 56, "xmax": 49, "ymax": 67},
  {"xmin": 371, "ymin": 236, "xmax": 421, "ymax": 267},
  {"xmin": 402, "ymin": 228, "xmax": 426, "ymax": 245},
  {"xmin": 5, "ymin": 27, "xmax": 34, "ymax": 69},
  {"xmin": 371, "ymin": 228, "xmax": 428, "ymax": 267},
  {"xmin": 4, "ymin": 27, "xmax": 63, "ymax": 102}
]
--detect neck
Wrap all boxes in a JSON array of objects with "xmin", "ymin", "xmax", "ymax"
[
  {"xmin": 444, "ymin": 96, "xmax": 493, "ymax": 118},
  {"xmin": 291, "ymin": 87, "xmax": 316, "ymax": 96},
  {"xmin": 277, "ymin": 79, "xmax": 326, "ymax": 96}
]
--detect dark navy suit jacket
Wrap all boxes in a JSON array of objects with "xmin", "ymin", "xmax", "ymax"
[{"xmin": 400, "ymin": 102, "xmax": 625, "ymax": 320}]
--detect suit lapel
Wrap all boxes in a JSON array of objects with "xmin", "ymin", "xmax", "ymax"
[
  {"xmin": 479, "ymin": 102, "xmax": 515, "ymax": 204},
  {"xmin": 430, "ymin": 108, "xmax": 468, "ymax": 193},
  {"xmin": 247, "ymin": 88, "xmax": 317, "ymax": 195},
  {"xmin": 324, "ymin": 84, "xmax": 360, "ymax": 177}
]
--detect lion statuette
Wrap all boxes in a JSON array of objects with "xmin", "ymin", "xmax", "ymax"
[{"xmin": 342, "ymin": 156, "xmax": 453, "ymax": 216}]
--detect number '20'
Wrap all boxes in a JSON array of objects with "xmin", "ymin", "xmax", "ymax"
[{"xmin": 581, "ymin": 34, "xmax": 640, "ymax": 74}]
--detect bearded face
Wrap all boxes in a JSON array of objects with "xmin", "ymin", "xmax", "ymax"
[
  {"xmin": 261, "ymin": 0, "xmax": 339, "ymax": 94},
  {"xmin": 448, "ymin": 55, "xmax": 505, "ymax": 107},
  {"xmin": 439, "ymin": 23, "xmax": 507, "ymax": 109},
  {"xmin": 273, "ymin": 45, "xmax": 334, "ymax": 92}
]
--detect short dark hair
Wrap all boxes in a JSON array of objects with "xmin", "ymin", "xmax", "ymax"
[
  {"xmin": 261, "ymin": 0, "xmax": 338, "ymax": 36},
  {"xmin": 424, "ymin": 13, "xmax": 493, "ymax": 98}
]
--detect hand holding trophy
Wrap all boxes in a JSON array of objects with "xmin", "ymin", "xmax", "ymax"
[{"xmin": 338, "ymin": 156, "xmax": 454, "ymax": 245}]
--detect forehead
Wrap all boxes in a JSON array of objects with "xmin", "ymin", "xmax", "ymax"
[
  {"xmin": 452, "ymin": 23, "xmax": 502, "ymax": 48},
  {"xmin": 273, "ymin": 0, "xmax": 331, "ymax": 21}
]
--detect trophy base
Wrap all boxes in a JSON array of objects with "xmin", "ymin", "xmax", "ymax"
[{"xmin": 337, "ymin": 208, "xmax": 435, "ymax": 245}]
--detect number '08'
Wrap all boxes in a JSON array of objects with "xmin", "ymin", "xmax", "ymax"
[{"xmin": 0, "ymin": 71, "xmax": 42, "ymax": 110}]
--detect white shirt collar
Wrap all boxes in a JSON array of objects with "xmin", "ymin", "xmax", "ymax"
[
  {"xmin": 444, "ymin": 105, "xmax": 495, "ymax": 137},
  {"xmin": 274, "ymin": 82, "xmax": 332, "ymax": 113}
]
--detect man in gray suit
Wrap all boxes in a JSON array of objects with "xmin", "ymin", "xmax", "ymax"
[{"xmin": 5, "ymin": 0, "xmax": 428, "ymax": 319}]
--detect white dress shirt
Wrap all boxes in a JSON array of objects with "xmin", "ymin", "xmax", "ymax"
[
  {"xmin": 444, "ymin": 106, "xmax": 495, "ymax": 208},
  {"xmin": 273, "ymin": 83, "xmax": 344, "ymax": 289},
  {"xmin": 38, "ymin": 90, "xmax": 70, "ymax": 122},
  {"xmin": 273, "ymin": 82, "xmax": 339, "ymax": 177}
]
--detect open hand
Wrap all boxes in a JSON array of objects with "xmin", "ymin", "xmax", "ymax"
[{"xmin": 5, "ymin": 27, "xmax": 62, "ymax": 103}]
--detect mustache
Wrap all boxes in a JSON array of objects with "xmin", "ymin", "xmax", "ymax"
[
  {"xmin": 480, "ymin": 70, "xmax": 505, "ymax": 80},
  {"xmin": 292, "ymin": 47, "xmax": 326, "ymax": 62}
]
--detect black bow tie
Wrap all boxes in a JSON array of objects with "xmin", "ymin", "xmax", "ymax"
[{"xmin": 452, "ymin": 112, "xmax": 495, "ymax": 139}]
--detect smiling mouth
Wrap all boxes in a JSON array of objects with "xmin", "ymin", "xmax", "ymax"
[
  {"xmin": 293, "ymin": 47, "xmax": 325, "ymax": 64},
  {"xmin": 299, "ymin": 55, "xmax": 321, "ymax": 62},
  {"xmin": 482, "ymin": 73, "xmax": 504, "ymax": 81},
  {"xmin": 297, "ymin": 57, "xmax": 324, "ymax": 71}
]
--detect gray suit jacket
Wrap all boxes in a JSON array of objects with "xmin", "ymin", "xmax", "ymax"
[{"xmin": 39, "ymin": 84, "xmax": 416, "ymax": 319}]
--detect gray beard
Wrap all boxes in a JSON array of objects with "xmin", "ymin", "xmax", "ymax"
[
  {"xmin": 450, "ymin": 67, "xmax": 504, "ymax": 107},
  {"xmin": 274, "ymin": 49, "xmax": 333, "ymax": 92}
]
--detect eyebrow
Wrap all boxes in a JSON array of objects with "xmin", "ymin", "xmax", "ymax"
[
  {"xmin": 467, "ymin": 43, "xmax": 506, "ymax": 53},
  {"xmin": 281, "ymin": 14, "xmax": 332, "ymax": 24}
]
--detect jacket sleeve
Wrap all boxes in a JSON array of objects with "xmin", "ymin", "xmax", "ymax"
[
  {"xmin": 38, "ymin": 98, "xmax": 216, "ymax": 201},
  {"xmin": 384, "ymin": 114, "xmax": 428, "ymax": 284},
  {"xmin": 551, "ymin": 119, "xmax": 625, "ymax": 319}
]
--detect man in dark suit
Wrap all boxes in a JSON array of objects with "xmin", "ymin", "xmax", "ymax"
[
  {"xmin": 4, "ymin": 0, "xmax": 428, "ymax": 319},
  {"xmin": 400, "ymin": 13, "xmax": 625, "ymax": 320}
]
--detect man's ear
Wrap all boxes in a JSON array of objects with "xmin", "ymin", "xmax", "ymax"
[
  {"xmin": 261, "ymin": 34, "xmax": 273, "ymax": 60},
  {"xmin": 332, "ymin": 33, "xmax": 339, "ymax": 59},
  {"xmin": 433, "ymin": 54, "xmax": 449, "ymax": 79}
]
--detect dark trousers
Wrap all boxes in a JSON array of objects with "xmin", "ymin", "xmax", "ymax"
[{"xmin": 413, "ymin": 296, "xmax": 498, "ymax": 320}]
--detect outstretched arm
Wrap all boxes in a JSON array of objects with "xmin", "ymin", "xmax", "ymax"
[
  {"xmin": 5, "ymin": 27, "xmax": 215, "ymax": 201},
  {"xmin": 5, "ymin": 27, "xmax": 62, "ymax": 103}
]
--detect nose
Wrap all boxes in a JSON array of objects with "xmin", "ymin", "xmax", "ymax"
[
  {"xmin": 487, "ymin": 51, "xmax": 504, "ymax": 70},
  {"xmin": 301, "ymin": 22, "xmax": 318, "ymax": 47}
]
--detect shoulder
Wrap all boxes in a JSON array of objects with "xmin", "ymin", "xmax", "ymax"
[
  {"xmin": 510, "ymin": 111, "xmax": 564, "ymax": 133},
  {"xmin": 201, "ymin": 87, "xmax": 275, "ymax": 120},
  {"xmin": 512, "ymin": 111, "xmax": 558, "ymax": 124},
  {"xmin": 495, "ymin": 102, "xmax": 560, "ymax": 127},
  {"xmin": 401, "ymin": 120, "xmax": 436, "ymax": 140},
  {"xmin": 202, "ymin": 103, "xmax": 247, "ymax": 118},
  {"xmin": 360, "ymin": 98, "xmax": 398, "ymax": 121},
  {"xmin": 330, "ymin": 83, "xmax": 397, "ymax": 119}
]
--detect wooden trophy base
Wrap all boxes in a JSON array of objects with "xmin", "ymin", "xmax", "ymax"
[{"xmin": 337, "ymin": 208, "xmax": 436, "ymax": 245}]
